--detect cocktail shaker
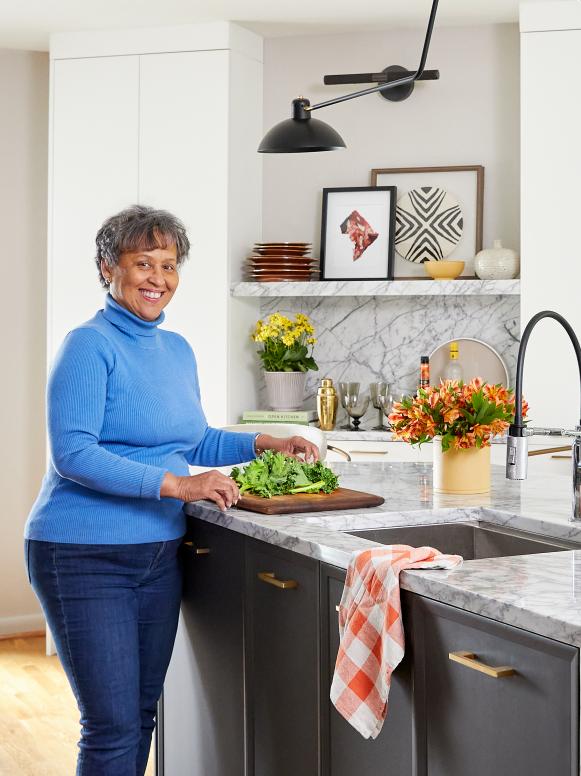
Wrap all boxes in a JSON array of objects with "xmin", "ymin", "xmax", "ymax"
[{"xmin": 317, "ymin": 377, "xmax": 338, "ymax": 430}]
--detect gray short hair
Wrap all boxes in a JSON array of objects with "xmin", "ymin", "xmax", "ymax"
[{"xmin": 95, "ymin": 205, "xmax": 190, "ymax": 288}]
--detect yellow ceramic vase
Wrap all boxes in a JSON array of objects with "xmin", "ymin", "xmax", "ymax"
[{"xmin": 432, "ymin": 437, "xmax": 491, "ymax": 494}]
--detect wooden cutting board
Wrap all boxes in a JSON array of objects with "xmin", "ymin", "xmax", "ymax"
[{"xmin": 235, "ymin": 487, "xmax": 384, "ymax": 515}]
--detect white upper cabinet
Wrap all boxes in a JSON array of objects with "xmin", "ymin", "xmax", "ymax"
[
  {"xmin": 138, "ymin": 50, "xmax": 231, "ymax": 422},
  {"xmin": 521, "ymin": 2, "xmax": 581, "ymax": 428},
  {"xmin": 49, "ymin": 55, "xmax": 139, "ymax": 361},
  {"xmin": 48, "ymin": 24, "xmax": 263, "ymax": 426}
]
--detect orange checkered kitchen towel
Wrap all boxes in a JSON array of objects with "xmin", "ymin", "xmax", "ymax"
[{"xmin": 330, "ymin": 544, "xmax": 463, "ymax": 739}]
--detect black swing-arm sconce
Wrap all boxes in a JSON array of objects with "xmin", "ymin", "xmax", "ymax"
[{"xmin": 258, "ymin": 0, "xmax": 440, "ymax": 153}]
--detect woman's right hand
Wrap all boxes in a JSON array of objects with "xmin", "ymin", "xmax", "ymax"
[{"xmin": 161, "ymin": 471, "xmax": 240, "ymax": 511}]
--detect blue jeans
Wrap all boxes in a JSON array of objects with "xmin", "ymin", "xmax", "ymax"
[{"xmin": 25, "ymin": 538, "xmax": 183, "ymax": 776}]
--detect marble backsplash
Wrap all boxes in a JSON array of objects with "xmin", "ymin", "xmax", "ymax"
[{"xmin": 257, "ymin": 294, "xmax": 520, "ymax": 416}]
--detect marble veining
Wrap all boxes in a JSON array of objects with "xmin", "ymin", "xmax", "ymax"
[
  {"xmin": 184, "ymin": 462, "xmax": 581, "ymax": 649},
  {"xmin": 231, "ymin": 279, "xmax": 521, "ymax": 298},
  {"xmin": 255, "ymin": 294, "xmax": 520, "ymax": 413}
]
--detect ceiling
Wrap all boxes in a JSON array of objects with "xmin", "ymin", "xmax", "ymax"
[{"xmin": 1, "ymin": 0, "xmax": 532, "ymax": 52}]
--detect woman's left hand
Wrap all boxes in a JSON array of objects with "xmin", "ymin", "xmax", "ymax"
[{"xmin": 255, "ymin": 434, "xmax": 319, "ymax": 463}]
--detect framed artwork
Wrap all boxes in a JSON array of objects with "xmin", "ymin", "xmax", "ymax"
[
  {"xmin": 320, "ymin": 187, "xmax": 396, "ymax": 281},
  {"xmin": 370, "ymin": 165, "xmax": 484, "ymax": 279}
]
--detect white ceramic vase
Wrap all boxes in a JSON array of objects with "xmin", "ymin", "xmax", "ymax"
[
  {"xmin": 474, "ymin": 239, "xmax": 520, "ymax": 280},
  {"xmin": 264, "ymin": 371, "xmax": 307, "ymax": 411}
]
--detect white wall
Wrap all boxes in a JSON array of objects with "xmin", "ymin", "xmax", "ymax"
[
  {"xmin": 0, "ymin": 49, "xmax": 48, "ymax": 634},
  {"xmin": 262, "ymin": 24, "xmax": 520, "ymax": 255}
]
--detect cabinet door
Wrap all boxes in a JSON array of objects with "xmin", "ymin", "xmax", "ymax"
[
  {"xmin": 162, "ymin": 519, "xmax": 245, "ymax": 776},
  {"xmin": 522, "ymin": 26, "xmax": 581, "ymax": 428},
  {"xmin": 50, "ymin": 55, "xmax": 139, "ymax": 360},
  {"xmin": 245, "ymin": 539, "xmax": 320, "ymax": 776},
  {"xmin": 411, "ymin": 595, "xmax": 579, "ymax": 776},
  {"xmin": 320, "ymin": 564, "xmax": 413, "ymax": 776},
  {"xmin": 138, "ymin": 50, "xmax": 230, "ymax": 426}
]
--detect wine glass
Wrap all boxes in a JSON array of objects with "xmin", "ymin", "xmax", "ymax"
[
  {"xmin": 369, "ymin": 382, "xmax": 390, "ymax": 430},
  {"xmin": 344, "ymin": 395, "xmax": 370, "ymax": 431},
  {"xmin": 382, "ymin": 386, "xmax": 414, "ymax": 429},
  {"xmin": 339, "ymin": 382, "xmax": 360, "ymax": 430}
]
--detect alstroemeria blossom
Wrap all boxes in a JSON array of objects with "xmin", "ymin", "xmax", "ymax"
[{"xmin": 388, "ymin": 379, "xmax": 528, "ymax": 452}]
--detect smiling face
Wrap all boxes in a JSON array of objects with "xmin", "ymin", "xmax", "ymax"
[{"xmin": 101, "ymin": 244, "xmax": 179, "ymax": 321}]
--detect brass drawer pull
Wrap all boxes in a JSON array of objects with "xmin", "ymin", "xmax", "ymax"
[
  {"xmin": 257, "ymin": 571, "xmax": 298, "ymax": 590},
  {"xmin": 449, "ymin": 651, "xmax": 516, "ymax": 678},
  {"xmin": 528, "ymin": 445, "xmax": 571, "ymax": 457},
  {"xmin": 183, "ymin": 541, "xmax": 211, "ymax": 555},
  {"xmin": 349, "ymin": 449, "xmax": 389, "ymax": 455}
]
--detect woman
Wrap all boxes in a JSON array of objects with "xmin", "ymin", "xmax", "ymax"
[{"xmin": 24, "ymin": 205, "xmax": 318, "ymax": 776}]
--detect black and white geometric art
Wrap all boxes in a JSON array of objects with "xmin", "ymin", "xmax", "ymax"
[{"xmin": 395, "ymin": 186, "xmax": 464, "ymax": 263}]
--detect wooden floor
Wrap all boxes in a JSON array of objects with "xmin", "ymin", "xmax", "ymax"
[{"xmin": 0, "ymin": 635, "xmax": 154, "ymax": 775}]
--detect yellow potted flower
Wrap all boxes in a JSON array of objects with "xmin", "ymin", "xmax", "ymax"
[
  {"xmin": 388, "ymin": 378, "xmax": 528, "ymax": 494},
  {"xmin": 252, "ymin": 312, "xmax": 318, "ymax": 410}
]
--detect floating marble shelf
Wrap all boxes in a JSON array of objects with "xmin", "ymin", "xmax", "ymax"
[{"xmin": 231, "ymin": 279, "xmax": 520, "ymax": 298}]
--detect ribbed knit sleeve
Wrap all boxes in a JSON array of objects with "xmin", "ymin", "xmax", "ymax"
[
  {"xmin": 188, "ymin": 426, "xmax": 257, "ymax": 466},
  {"xmin": 48, "ymin": 328, "xmax": 167, "ymax": 499},
  {"xmin": 182, "ymin": 339, "xmax": 257, "ymax": 466}
]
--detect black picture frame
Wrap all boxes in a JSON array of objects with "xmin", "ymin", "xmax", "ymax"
[{"xmin": 320, "ymin": 186, "xmax": 396, "ymax": 281}]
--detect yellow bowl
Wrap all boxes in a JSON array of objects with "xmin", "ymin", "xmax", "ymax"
[{"xmin": 423, "ymin": 260, "xmax": 465, "ymax": 280}]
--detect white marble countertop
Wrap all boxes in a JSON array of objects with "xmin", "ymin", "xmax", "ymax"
[{"xmin": 184, "ymin": 462, "xmax": 581, "ymax": 648}]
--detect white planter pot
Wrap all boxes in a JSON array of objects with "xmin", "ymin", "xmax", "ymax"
[{"xmin": 264, "ymin": 371, "xmax": 307, "ymax": 411}]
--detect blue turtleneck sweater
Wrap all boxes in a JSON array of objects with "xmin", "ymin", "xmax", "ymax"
[{"xmin": 25, "ymin": 294, "xmax": 257, "ymax": 544}]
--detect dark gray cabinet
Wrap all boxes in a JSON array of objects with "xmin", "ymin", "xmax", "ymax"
[
  {"xmin": 410, "ymin": 595, "xmax": 579, "ymax": 776},
  {"xmin": 161, "ymin": 518, "xmax": 246, "ymax": 776},
  {"xmin": 320, "ymin": 563, "xmax": 414, "ymax": 776},
  {"xmin": 162, "ymin": 521, "xmax": 580, "ymax": 776},
  {"xmin": 245, "ymin": 538, "xmax": 320, "ymax": 776}
]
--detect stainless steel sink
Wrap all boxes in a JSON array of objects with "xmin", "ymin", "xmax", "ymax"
[{"xmin": 346, "ymin": 522, "xmax": 581, "ymax": 560}]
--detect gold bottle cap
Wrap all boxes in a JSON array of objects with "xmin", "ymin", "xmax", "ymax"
[{"xmin": 321, "ymin": 377, "xmax": 334, "ymax": 387}]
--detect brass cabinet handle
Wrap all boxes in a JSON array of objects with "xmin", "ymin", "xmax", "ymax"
[
  {"xmin": 183, "ymin": 541, "xmax": 211, "ymax": 555},
  {"xmin": 449, "ymin": 650, "xmax": 516, "ymax": 678},
  {"xmin": 349, "ymin": 449, "xmax": 389, "ymax": 455},
  {"xmin": 257, "ymin": 571, "xmax": 298, "ymax": 590},
  {"xmin": 528, "ymin": 445, "xmax": 571, "ymax": 457}
]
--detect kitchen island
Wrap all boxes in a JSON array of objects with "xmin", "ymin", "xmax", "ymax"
[
  {"xmin": 185, "ymin": 461, "xmax": 581, "ymax": 646},
  {"xmin": 161, "ymin": 462, "xmax": 581, "ymax": 776}
]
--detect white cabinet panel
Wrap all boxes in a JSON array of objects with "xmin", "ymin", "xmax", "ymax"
[
  {"xmin": 50, "ymin": 56, "xmax": 139, "ymax": 361},
  {"xmin": 138, "ymin": 51, "xmax": 230, "ymax": 427},
  {"xmin": 521, "ymin": 26, "xmax": 581, "ymax": 428}
]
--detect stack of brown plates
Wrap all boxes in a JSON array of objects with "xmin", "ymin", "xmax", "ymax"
[{"xmin": 245, "ymin": 242, "xmax": 320, "ymax": 282}]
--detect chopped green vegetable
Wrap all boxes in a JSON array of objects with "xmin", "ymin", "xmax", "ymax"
[{"xmin": 230, "ymin": 450, "xmax": 339, "ymax": 499}]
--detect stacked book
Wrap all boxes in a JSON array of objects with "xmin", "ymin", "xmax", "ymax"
[{"xmin": 241, "ymin": 410, "xmax": 319, "ymax": 426}]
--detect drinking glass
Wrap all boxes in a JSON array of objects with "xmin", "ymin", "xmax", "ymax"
[
  {"xmin": 383, "ymin": 386, "xmax": 415, "ymax": 429},
  {"xmin": 369, "ymin": 382, "xmax": 390, "ymax": 430},
  {"xmin": 345, "ymin": 396, "xmax": 370, "ymax": 431},
  {"xmin": 339, "ymin": 382, "xmax": 360, "ymax": 430}
]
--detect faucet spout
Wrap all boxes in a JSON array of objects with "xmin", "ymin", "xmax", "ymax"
[
  {"xmin": 506, "ymin": 310, "xmax": 581, "ymax": 520},
  {"xmin": 511, "ymin": 310, "xmax": 581, "ymax": 434}
]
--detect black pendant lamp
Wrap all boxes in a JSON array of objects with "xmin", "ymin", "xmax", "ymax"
[{"xmin": 258, "ymin": 0, "xmax": 439, "ymax": 154}]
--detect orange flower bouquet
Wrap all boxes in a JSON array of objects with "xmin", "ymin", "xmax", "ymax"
[{"xmin": 388, "ymin": 378, "xmax": 528, "ymax": 452}]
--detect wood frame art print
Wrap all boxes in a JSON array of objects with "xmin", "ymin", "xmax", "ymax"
[
  {"xmin": 370, "ymin": 165, "xmax": 484, "ymax": 279},
  {"xmin": 320, "ymin": 187, "xmax": 396, "ymax": 281}
]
